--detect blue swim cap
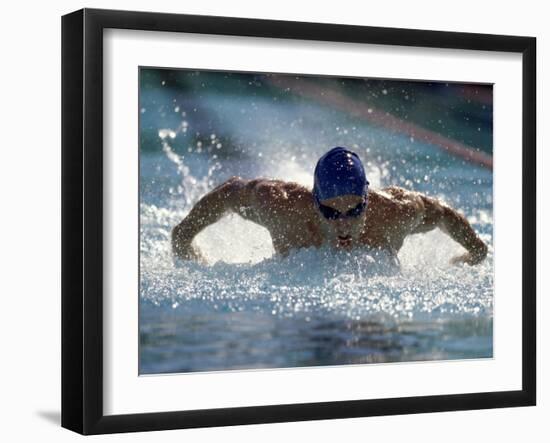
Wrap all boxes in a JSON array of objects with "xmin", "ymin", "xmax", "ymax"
[{"xmin": 313, "ymin": 147, "xmax": 369, "ymax": 203}]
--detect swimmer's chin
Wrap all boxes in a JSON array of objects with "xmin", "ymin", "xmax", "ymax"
[{"xmin": 334, "ymin": 235, "xmax": 354, "ymax": 250}]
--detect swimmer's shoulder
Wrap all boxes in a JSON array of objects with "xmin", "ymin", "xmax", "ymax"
[
  {"xmin": 370, "ymin": 186, "xmax": 425, "ymax": 215},
  {"xmin": 243, "ymin": 178, "xmax": 308, "ymax": 193},
  {"xmin": 377, "ymin": 185, "xmax": 423, "ymax": 202},
  {"xmin": 243, "ymin": 178, "xmax": 313, "ymax": 206},
  {"xmin": 378, "ymin": 185, "xmax": 410, "ymax": 199}
]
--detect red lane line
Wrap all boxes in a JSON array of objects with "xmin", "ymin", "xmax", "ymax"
[{"xmin": 268, "ymin": 77, "xmax": 493, "ymax": 170}]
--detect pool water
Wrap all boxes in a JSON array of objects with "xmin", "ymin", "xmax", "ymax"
[{"xmin": 139, "ymin": 85, "xmax": 493, "ymax": 374}]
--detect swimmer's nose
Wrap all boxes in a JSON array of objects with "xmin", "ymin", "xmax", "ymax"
[{"xmin": 334, "ymin": 218, "xmax": 353, "ymax": 231}]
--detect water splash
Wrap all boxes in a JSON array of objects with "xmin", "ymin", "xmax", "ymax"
[
  {"xmin": 158, "ymin": 129, "xmax": 222, "ymax": 206},
  {"xmin": 142, "ymin": 118, "xmax": 493, "ymax": 323},
  {"xmin": 140, "ymin": 194, "xmax": 493, "ymax": 323},
  {"xmin": 139, "ymin": 88, "xmax": 493, "ymax": 373}
]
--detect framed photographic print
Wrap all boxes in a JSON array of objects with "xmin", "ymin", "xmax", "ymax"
[{"xmin": 61, "ymin": 8, "xmax": 536, "ymax": 435}]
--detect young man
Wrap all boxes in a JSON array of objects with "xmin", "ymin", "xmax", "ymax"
[{"xmin": 172, "ymin": 147, "xmax": 488, "ymax": 265}]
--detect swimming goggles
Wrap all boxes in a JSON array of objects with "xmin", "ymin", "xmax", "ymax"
[{"xmin": 316, "ymin": 198, "xmax": 367, "ymax": 220}]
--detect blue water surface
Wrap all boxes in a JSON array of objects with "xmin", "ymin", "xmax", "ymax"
[{"xmin": 139, "ymin": 87, "xmax": 493, "ymax": 374}]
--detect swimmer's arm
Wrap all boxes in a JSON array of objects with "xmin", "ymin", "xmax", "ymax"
[
  {"xmin": 171, "ymin": 177, "xmax": 248, "ymax": 260},
  {"xmin": 414, "ymin": 195, "xmax": 488, "ymax": 265}
]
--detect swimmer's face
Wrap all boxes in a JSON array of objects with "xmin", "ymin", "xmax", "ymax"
[{"xmin": 316, "ymin": 194, "xmax": 366, "ymax": 249}]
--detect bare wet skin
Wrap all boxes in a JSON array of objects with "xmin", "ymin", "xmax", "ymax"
[{"xmin": 172, "ymin": 177, "xmax": 488, "ymax": 266}]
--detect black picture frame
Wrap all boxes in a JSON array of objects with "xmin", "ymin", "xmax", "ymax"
[{"xmin": 61, "ymin": 8, "xmax": 536, "ymax": 435}]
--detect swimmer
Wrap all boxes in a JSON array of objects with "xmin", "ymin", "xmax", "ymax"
[{"xmin": 172, "ymin": 146, "xmax": 488, "ymax": 265}]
